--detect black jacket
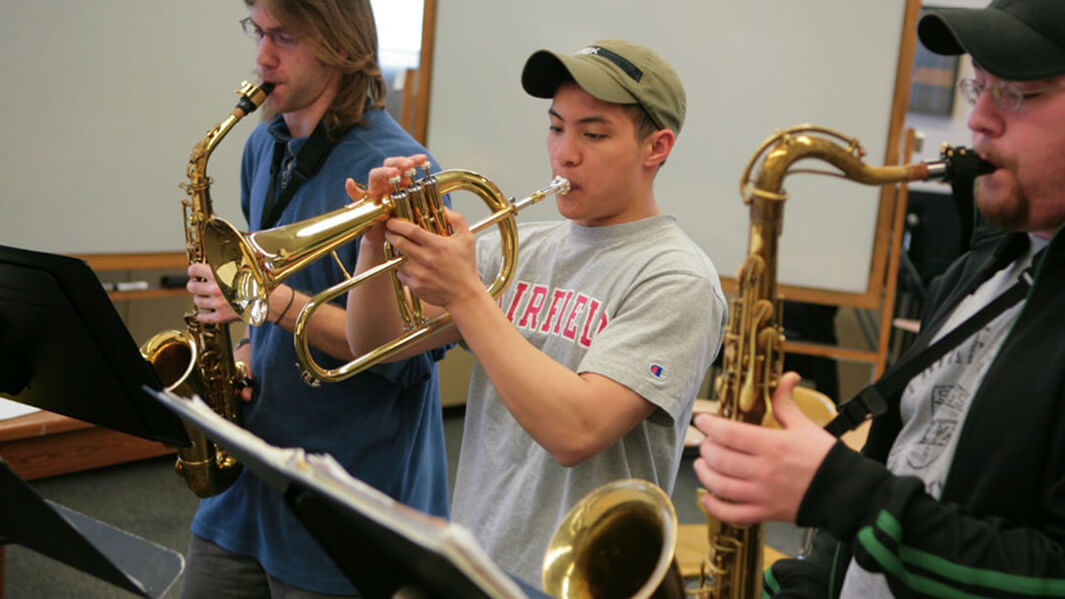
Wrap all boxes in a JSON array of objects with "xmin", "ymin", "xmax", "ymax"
[{"xmin": 767, "ymin": 226, "xmax": 1065, "ymax": 598}]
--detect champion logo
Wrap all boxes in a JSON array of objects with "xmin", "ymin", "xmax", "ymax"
[{"xmin": 649, "ymin": 364, "xmax": 665, "ymax": 379}]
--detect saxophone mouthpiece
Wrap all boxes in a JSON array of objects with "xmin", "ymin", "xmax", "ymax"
[
  {"xmin": 924, "ymin": 145, "xmax": 995, "ymax": 184},
  {"xmin": 235, "ymin": 81, "xmax": 274, "ymax": 115}
]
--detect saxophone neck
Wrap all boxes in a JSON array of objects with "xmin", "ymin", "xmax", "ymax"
[
  {"xmin": 743, "ymin": 126, "xmax": 995, "ymax": 204},
  {"xmin": 197, "ymin": 81, "xmax": 275, "ymax": 164}
]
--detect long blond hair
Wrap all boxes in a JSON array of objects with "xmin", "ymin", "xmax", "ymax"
[{"xmin": 245, "ymin": 0, "xmax": 387, "ymax": 138}]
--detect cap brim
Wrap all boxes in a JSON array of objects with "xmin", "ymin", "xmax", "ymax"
[
  {"xmin": 918, "ymin": 8, "xmax": 1065, "ymax": 80},
  {"xmin": 521, "ymin": 50, "xmax": 637, "ymax": 104}
]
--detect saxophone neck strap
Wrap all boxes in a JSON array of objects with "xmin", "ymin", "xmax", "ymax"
[
  {"xmin": 261, "ymin": 121, "xmax": 347, "ymax": 230},
  {"xmin": 824, "ymin": 267, "xmax": 1032, "ymax": 437}
]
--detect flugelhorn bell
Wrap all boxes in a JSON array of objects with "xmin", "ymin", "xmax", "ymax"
[
  {"xmin": 203, "ymin": 165, "xmax": 569, "ymax": 385},
  {"xmin": 203, "ymin": 191, "xmax": 394, "ymax": 327}
]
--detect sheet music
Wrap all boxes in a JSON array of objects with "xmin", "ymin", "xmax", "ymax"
[
  {"xmin": 0, "ymin": 398, "xmax": 40, "ymax": 420},
  {"xmin": 147, "ymin": 387, "xmax": 529, "ymax": 599}
]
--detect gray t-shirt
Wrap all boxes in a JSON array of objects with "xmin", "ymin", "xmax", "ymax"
[
  {"xmin": 841, "ymin": 235, "xmax": 1046, "ymax": 598},
  {"xmin": 450, "ymin": 215, "xmax": 727, "ymax": 586}
]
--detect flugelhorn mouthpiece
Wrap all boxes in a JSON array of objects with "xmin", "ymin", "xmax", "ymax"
[{"xmin": 550, "ymin": 176, "xmax": 571, "ymax": 195}]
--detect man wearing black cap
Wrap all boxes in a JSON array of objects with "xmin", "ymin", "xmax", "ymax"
[
  {"xmin": 693, "ymin": 1, "xmax": 1065, "ymax": 596},
  {"xmin": 346, "ymin": 40, "xmax": 727, "ymax": 586}
]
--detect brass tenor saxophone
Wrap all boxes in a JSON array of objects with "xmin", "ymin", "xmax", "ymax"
[
  {"xmin": 140, "ymin": 81, "xmax": 273, "ymax": 498},
  {"xmin": 693, "ymin": 125, "xmax": 984, "ymax": 598}
]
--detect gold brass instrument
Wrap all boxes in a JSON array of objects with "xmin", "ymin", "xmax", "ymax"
[
  {"xmin": 202, "ymin": 165, "xmax": 569, "ymax": 386},
  {"xmin": 541, "ymin": 125, "xmax": 987, "ymax": 599},
  {"xmin": 689, "ymin": 125, "xmax": 983, "ymax": 598},
  {"xmin": 542, "ymin": 479, "xmax": 686, "ymax": 599},
  {"xmin": 140, "ymin": 81, "xmax": 273, "ymax": 498}
]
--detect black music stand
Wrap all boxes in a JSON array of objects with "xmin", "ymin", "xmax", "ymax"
[
  {"xmin": 0, "ymin": 244, "xmax": 191, "ymax": 595},
  {"xmin": 0, "ymin": 459, "xmax": 184, "ymax": 597},
  {"xmin": 0, "ymin": 244, "xmax": 187, "ymax": 444},
  {"xmin": 147, "ymin": 387, "xmax": 548, "ymax": 599}
]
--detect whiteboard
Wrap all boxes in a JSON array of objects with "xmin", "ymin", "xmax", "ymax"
[
  {"xmin": 0, "ymin": 1, "xmax": 257, "ymax": 255},
  {"xmin": 426, "ymin": 0, "xmax": 908, "ymax": 294}
]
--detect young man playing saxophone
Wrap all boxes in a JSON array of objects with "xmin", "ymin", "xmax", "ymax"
[
  {"xmin": 181, "ymin": 1, "xmax": 448, "ymax": 596},
  {"xmin": 694, "ymin": 1, "xmax": 1065, "ymax": 596},
  {"xmin": 346, "ymin": 39, "xmax": 728, "ymax": 587}
]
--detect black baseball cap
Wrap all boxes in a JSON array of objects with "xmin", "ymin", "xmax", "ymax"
[{"xmin": 918, "ymin": 0, "xmax": 1065, "ymax": 81}]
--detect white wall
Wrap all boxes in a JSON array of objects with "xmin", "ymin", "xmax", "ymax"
[
  {"xmin": 2, "ymin": 0, "xmax": 923, "ymax": 298},
  {"xmin": 427, "ymin": 0, "xmax": 908, "ymax": 294},
  {"xmin": 0, "ymin": 2, "xmax": 256, "ymax": 255}
]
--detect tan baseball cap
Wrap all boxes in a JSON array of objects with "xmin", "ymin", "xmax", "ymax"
[{"xmin": 521, "ymin": 39, "xmax": 686, "ymax": 135}]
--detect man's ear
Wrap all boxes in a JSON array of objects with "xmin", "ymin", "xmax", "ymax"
[{"xmin": 645, "ymin": 129, "xmax": 676, "ymax": 168}]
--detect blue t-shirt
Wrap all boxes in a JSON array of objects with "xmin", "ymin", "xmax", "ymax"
[{"xmin": 191, "ymin": 109, "xmax": 449, "ymax": 595}]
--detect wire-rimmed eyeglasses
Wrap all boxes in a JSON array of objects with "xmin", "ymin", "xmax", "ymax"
[
  {"xmin": 240, "ymin": 17, "xmax": 298, "ymax": 49},
  {"xmin": 957, "ymin": 77, "xmax": 1065, "ymax": 112}
]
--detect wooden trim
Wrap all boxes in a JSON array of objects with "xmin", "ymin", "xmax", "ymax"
[
  {"xmin": 75, "ymin": 252, "xmax": 185, "ymax": 272},
  {"xmin": 400, "ymin": 67, "xmax": 417, "ymax": 134},
  {"xmin": 413, "ymin": 0, "xmax": 437, "ymax": 145},
  {"xmin": 873, "ymin": 128, "xmax": 918, "ymax": 377},
  {"xmin": 782, "ymin": 340, "xmax": 878, "ymax": 364},
  {"xmin": 720, "ymin": 278, "xmax": 880, "ymax": 310},
  {"xmin": 863, "ymin": 0, "xmax": 921, "ymax": 304},
  {"xmin": 105, "ymin": 288, "xmax": 186, "ymax": 301},
  {"xmin": 0, "ymin": 410, "xmax": 94, "ymax": 440},
  {"xmin": 0, "ymin": 411, "xmax": 173, "ymax": 481}
]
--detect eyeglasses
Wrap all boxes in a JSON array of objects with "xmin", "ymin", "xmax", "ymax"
[
  {"xmin": 240, "ymin": 17, "xmax": 298, "ymax": 49},
  {"xmin": 957, "ymin": 77, "xmax": 1065, "ymax": 112}
]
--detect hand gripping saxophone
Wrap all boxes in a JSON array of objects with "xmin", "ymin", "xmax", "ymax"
[
  {"xmin": 689, "ymin": 125, "xmax": 991, "ymax": 599},
  {"xmin": 140, "ymin": 81, "xmax": 273, "ymax": 498}
]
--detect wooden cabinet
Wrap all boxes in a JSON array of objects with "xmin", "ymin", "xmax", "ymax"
[{"xmin": 0, "ymin": 411, "xmax": 172, "ymax": 482}]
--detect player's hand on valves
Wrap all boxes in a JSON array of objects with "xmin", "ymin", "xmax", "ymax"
[
  {"xmin": 355, "ymin": 154, "xmax": 429, "ymax": 248},
  {"xmin": 385, "ymin": 208, "xmax": 480, "ymax": 309},
  {"xmin": 692, "ymin": 372, "xmax": 837, "ymax": 524}
]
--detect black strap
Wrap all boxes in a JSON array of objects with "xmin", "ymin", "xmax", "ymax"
[
  {"xmin": 824, "ymin": 269, "xmax": 1032, "ymax": 436},
  {"xmin": 260, "ymin": 122, "xmax": 346, "ymax": 229}
]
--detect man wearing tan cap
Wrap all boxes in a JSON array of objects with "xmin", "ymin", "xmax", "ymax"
[{"xmin": 346, "ymin": 39, "xmax": 726, "ymax": 586}]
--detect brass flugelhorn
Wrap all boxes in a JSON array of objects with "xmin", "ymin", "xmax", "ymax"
[{"xmin": 202, "ymin": 165, "xmax": 569, "ymax": 386}]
